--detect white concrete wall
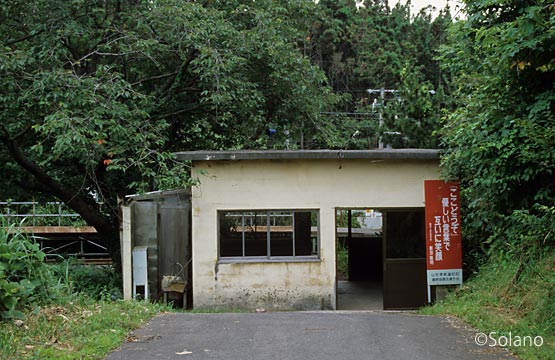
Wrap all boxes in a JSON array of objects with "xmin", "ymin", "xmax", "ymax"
[
  {"xmin": 121, "ymin": 205, "xmax": 132, "ymax": 300},
  {"xmin": 191, "ymin": 159, "xmax": 440, "ymax": 310}
]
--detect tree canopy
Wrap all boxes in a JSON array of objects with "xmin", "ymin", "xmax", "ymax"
[
  {"xmin": 440, "ymin": 0, "xmax": 555, "ymax": 263},
  {"xmin": 0, "ymin": 0, "xmax": 341, "ymax": 247},
  {"xmin": 308, "ymin": 0, "xmax": 452, "ymax": 148},
  {"xmin": 1, "ymin": 0, "xmax": 454, "ymax": 257}
]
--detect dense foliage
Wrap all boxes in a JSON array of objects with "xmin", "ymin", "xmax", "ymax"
[
  {"xmin": 0, "ymin": 226, "xmax": 124, "ymax": 320},
  {"xmin": 434, "ymin": 3, "xmax": 555, "ymax": 355},
  {"xmin": 309, "ymin": 0, "xmax": 452, "ymax": 148},
  {"xmin": 0, "ymin": 0, "xmax": 341, "ymax": 251},
  {"xmin": 0, "ymin": 0, "xmax": 453, "ymax": 256},
  {"xmin": 440, "ymin": 0, "xmax": 555, "ymax": 265},
  {"xmin": 311, "ymin": 0, "xmax": 451, "ymax": 98}
]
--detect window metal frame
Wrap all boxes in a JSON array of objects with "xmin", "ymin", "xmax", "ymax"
[{"xmin": 217, "ymin": 209, "xmax": 321, "ymax": 263}]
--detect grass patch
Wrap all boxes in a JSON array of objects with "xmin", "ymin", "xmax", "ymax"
[
  {"xmin": 0, "ymin": 226, "xmax": 173, "ymax": 359},
  {"xmin": 0, "ymin": 299, "xmax": 171, "ymax": 359},
  {"xmin": 421, "ymin": 250, "xmax": 555, "ymax": 360}
]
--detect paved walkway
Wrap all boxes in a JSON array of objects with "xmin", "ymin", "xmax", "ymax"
[
  {"xmin": 337, "ymin": 280, "xmax": 383, "ymax": 310},
  {"xmin": 106, "ymin": 311, "xmax": 516, "ymax": 360}
]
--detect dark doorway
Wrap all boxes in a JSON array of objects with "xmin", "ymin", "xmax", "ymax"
[
  {"xmin": 336, "ymin": 209, "xmax": 383, "ymax": 310},
  {"xmin": 336, "ymin": 208, "xmax": 428, "ymax": 310}
]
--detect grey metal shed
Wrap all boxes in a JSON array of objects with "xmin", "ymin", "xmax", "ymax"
[{"xmin": 121, "ymin": 189, "xmax": 191, "ymax": 306}]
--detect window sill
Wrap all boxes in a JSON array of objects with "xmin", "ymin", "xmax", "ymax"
[{"xmin": 218, "ymin": 256, "xmax": 321, "ymax": 264}]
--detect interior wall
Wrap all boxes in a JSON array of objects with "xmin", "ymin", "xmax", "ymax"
[
  {"xmin": 348, "ymin": 237, "xmax": 383, "ymax": 281},
  {"xmin": 191, "ymin": 158, "xmax": 440, "ymax": 310}
]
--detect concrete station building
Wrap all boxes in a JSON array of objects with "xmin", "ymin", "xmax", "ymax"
[{"xmin": 168, "ymin": 149, "xmax": 441, "ymax": 310}]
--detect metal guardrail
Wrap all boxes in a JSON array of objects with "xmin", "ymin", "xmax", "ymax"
[
  {"xmin": 0, "ymin": 201, "xmax": 89, "ymax": 227},
  {"xmin": 40, "ymin": 237, "xmax": 109, "ymax": 262},
  {"xmin": 1, "ymin": 201, "xmax": 111, "ymax": 263}
]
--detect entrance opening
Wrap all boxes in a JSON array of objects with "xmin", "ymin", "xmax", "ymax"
[
  {"xmin": 335, "ymin": 209, "xmax": 383, "ymax": 310},
  {"xmin": 335, "ymin": 208, "xmax": 428, "ymax": 310}
]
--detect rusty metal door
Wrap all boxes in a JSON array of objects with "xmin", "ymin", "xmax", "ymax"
[{"xmin": 383, "ymin": 210, "xmax": 428, "ymax": 310}]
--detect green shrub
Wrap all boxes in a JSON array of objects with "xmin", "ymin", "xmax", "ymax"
[
  {"xmin": 50, "ymin": 259, "xmax": 122, "ymax": 301},
  {"xmin": 0, "ymin": 226, "xmax": 53, "ymax": 319}
]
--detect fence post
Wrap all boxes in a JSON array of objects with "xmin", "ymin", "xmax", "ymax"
[{"xmin": 32, "ymin": 198, "xmax": 36, "ymax": 227}]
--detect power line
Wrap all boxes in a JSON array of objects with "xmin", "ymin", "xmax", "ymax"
[{"xmin": 320, "ymin": 112, "xmax": 378, "ymax": 116}]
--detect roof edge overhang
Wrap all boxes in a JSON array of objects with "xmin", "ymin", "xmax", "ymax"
[
  {"xmin": 175, "ymin": 149, "xmax": 440, "ymax": 162},
  {"xmin": 125, "ymin": 188, "xmax": 191, "ymax": 202}
]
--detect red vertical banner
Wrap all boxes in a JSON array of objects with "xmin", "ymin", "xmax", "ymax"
[{"xmin": 425, "ymin": 180, "xmax": 462, "ymax": 288}]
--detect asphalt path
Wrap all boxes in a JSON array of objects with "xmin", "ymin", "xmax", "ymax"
[{"xmin": 106, "ymin": 311, "xmax": 516, "ymax": 360}]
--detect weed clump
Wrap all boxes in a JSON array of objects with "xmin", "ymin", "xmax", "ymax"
[
  {"xmin": 0, "ymin": 226, "xmax": 54, "ymax": 319},
  {"xmin": 50, "ymin": 259, "xmax": 122, "ymax": 301},
  {"xmin": 1, "ymin": 225, "xmax": 123, "ymax": 320}
]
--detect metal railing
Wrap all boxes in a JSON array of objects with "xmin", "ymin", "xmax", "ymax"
[
  {"xmin": 40, "ymin": 237, "xmax": 109, "ymax": 263},
  {"xmin": 0, "ymin": 201, "xmax": 87, "ymax": 227},
  {"xmin": 1, "ymin": 201, "xmax": 111, "ymax": 263}
]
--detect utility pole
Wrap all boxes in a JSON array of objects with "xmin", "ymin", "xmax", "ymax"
[
  {"xmin": 367, "ymin": 88, "xmax": 398, "ymax": 149},
  {"xmin": 379, "ymin": 88, "xmax": 384, "ymax": 149}
]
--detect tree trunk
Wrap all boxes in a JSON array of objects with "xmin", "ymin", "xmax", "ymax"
[{"xmin": 1, "ymin": 135, "xmax": 121, "ymax": 266}]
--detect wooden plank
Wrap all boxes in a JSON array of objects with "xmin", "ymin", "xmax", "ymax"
[{"xmin": 8, "ymin": 226, "xmax": 97, "ymax": 234}]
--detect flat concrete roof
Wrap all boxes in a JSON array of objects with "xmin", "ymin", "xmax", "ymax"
[{"xmin": 175, "ymin": 149, "xmax": 440, "ymax": 161}]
